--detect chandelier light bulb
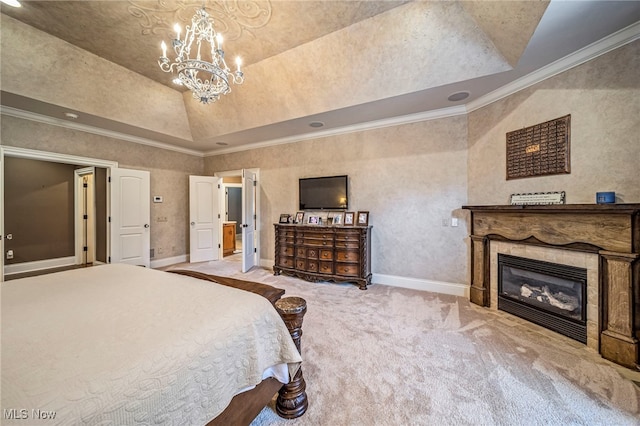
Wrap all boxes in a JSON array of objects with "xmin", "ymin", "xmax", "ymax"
[
  {"xmin": 216, "ymin": 34, "xmax": 223, "ymax": 48},
  {"xmin": 173, "ymin": 23, "xmax": 181, "ymax": 40},
  {"xmin": 161, "ymin": 41, "xmax": 167, "ymax": 58},
  {"xmin": 235, "ymin": 57, "xmax": 242, "ymax": 72},
  {"xmin": 0, "ymin": 0, "xmax": 21, "ymax": 7}
]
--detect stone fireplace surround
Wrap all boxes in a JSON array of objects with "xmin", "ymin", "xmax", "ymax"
[
  {"xmin": 462, "ymin": 204, "xmax": 640, "ymax": 370},
  {"xmin": 490, "ymin": 241, "xmax": 598, "ymax": 351}
]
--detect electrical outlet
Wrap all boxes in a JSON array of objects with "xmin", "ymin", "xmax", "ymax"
[
  {"xmin": 6, "ymin": 249, "xmax": 14, "ymax": 260},
  {"xmin": 442, "ymin": 218, "xmax": 449, "ymax": 227},
  {"xmin": 451, "ymin": 218, "xmax": 459, "ymax": 227}
]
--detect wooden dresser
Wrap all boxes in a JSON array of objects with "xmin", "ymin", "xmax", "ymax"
[
  {"xmin": 223, "ymin": 222, "xmax": 236, "ymax": 256},
  {"xmin": 273, "ymin": 224, "xmax": 372, "ymax": 289}
]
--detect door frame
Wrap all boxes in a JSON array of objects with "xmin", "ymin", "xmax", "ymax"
[
  {"xmin": 0, "ymin": 146, "xmax": 118, "ymax": 279},
  {"xmin": 214, "ymin": 168, "xmax": 260, "ymax": 268}
]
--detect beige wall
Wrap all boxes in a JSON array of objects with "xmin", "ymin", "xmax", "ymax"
[
  {"xmin": 0, "ymin": 14, "xmax": 193, "ymax": 142},
  {"xmin": 4, "ymin": 157, "xmax": 76, "ymax": 263},
  {"xmin": 0, "ymin": 115, "xmax": 204, "ymax": 261},
  {"xmin": 205, "ymin": 117, "xmax": 469, "ymax": 285},
  {"xmin": 468, "ymin": 40, "xmax": 640, "ymax": 205}
]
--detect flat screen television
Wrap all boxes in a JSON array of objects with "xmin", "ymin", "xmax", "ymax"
[{"xmin": 299, "ymin": 175, "xmax": 348, "ymax": 210}]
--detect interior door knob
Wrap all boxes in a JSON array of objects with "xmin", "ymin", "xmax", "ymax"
[
  {"xmin": 144, "ymin": 224, "xmax": 150, "ymax": 228},
  {"xmin": 191, "ymin": 222, "xmax": 196, "ymax": 226}
]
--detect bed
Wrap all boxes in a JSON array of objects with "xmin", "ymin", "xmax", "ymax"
[{"xmin": 1, "ymin": 264, "xmax": 308, "ymax": 425}]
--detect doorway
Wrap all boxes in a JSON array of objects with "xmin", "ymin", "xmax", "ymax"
[
  {"xmin": 215, "ymin": 169, "xmax": 260, "ymax": 273},
  {"xmin": 224, "ymin": 183, "xmax": 242, "ymax": 256},
  {"xmin": 0, "ymin": 147, "xmax": 117, "ymax": 281}
]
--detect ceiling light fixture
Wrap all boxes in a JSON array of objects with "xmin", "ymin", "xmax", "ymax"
[
  {"xmin": 309, "ymin": 121, "xmax": 325, "ymax": 128},
  {"xmin": 158, "ymin": 7, "xmax": 243, "ymax": 104}
]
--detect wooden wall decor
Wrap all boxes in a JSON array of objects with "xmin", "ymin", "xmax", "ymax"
[{"xmin": 506, "ymin": 115, "xmax": 571, "ymax": 180}]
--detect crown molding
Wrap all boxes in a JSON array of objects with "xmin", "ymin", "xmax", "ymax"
[
  {"xmin": 466, "ymin": 20, "xmax": 640, "ymax": 113},
  {"xmin": 203, "ymin": 105, "xmax": 468, "ymax": 157},
  {"xmin": 0, "ymin": 106, "xmax": 204, "ymax": 157}
]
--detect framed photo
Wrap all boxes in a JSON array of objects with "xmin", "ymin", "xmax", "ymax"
[
  {"xmin": 357, "ymin": 211, "xmax": 369, "ymax": 226},
  {"xmin": 307, "ymin": 215, "xmax": 320, "ymax": 225},
  {"xmin": 279, "ymin": 213, "xmax": 291, "ymax": 224},
  {"xmin": 294, "ymin": 211, "xmax": 305, "ymax": 224},
  {"xmin": 343, "ymin": 212, "xmax": 355, "ymax": 226},
  {"xmin": 332, "ymin": 212, "xmax": 344, "ymax": 226}
]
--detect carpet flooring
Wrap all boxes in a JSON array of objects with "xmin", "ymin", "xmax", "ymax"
[{"xmin": 163, "ymin": 257, "xmax": 640, "ymax": 425}]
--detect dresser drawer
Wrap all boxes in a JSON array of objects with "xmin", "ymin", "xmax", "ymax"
[
  {"xmin": 319, "ymin": 249, "xmax": 333, "ymax": 260},
  {"xmin": 335, "ymin": 263, "xmax": 360, "ymax": 277},
  {"xmin": 335, "ymin": 240, "xmax": 360, "ymax": 249},
  {"xmin": 279, "ymin": 237, "xmax": 295, "ymax": 245},
  {"xmin": 305, "ymin": 238, "xmax": 332, "ymax": 247},
  {"xmin": 278, "ymin": 256, "xmax": 294, "ymax": 268},
  {"xmin": 300, "ymin": 231, "xmax": 333, "ymax": 240},
  {"xmin": 336, "ymin": 250, "xmax": 359, "ymax": 262},
  {"xmin": 319, "ymin": 261, "xmax": 333, "ymax": 274},
  {"xmin": 306, "ymin": 260, "xmax": 318, "ymax": 272},
  {"xmin": 307, "ymin": 248, "xmax": 319, "ymax": 258},
  {"xmin": 295, "ymin": 259, "xmax": 307, "ymax": 270},
  {"xmin": 279, "ymin": 246, "xmax": 294, "ymax": 256},
  {"xmin": 335, "ymin": 230, "xmax": 359, "ymax": 240}
]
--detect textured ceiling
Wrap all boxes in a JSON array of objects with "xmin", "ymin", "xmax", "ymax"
[
  {"xmin": 1, "ymin": 1, "xmax": 639, "ymax": 154},
  {"xmin": 1, "ymin": 0, "xmax": 408, "ymax": 88}
]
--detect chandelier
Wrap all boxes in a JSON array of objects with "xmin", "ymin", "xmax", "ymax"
[{"xmin": 158, "ymin": 7, "xmax": 244, "ymax": 104}]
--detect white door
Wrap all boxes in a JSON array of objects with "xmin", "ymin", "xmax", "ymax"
[
  {"xmin": 189, "ymin": 176, "xmax": 220, "ymax": 263},
  {"xmin": 110, "ymin": 168, "xmax": 150, "ymax": 267},
  {"xmin": 242, "ymin": 170, "xmax": 257, "ymax": 272}
]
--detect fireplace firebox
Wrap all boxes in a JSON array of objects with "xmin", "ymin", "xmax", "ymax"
[{"xmin": 498, "ymin": 254, "xmax": 587, "ymax": 343}]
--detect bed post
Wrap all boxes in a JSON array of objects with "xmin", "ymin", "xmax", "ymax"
[{"xmin": 275, "ymin": 297, "xmax": 309, "ymax": 419}]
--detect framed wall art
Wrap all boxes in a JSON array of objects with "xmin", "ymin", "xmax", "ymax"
[{"xmin": 506, "ymin": 115, "xmax": 571, "ymax": 180}]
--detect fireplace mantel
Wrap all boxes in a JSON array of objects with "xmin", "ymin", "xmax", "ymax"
[{"xmin": 462, "ymin": 203, "xmax": 640, "ymax": 369}]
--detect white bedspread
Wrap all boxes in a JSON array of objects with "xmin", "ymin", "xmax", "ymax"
[{"xmin": 1, "ymin": 264, "xmax": 302, "ymax": 425}]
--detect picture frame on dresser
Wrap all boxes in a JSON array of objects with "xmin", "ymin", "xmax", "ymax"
[
  {"xmin": 332, "ymin": 212, "xmax": 344, "ymax": 225},
  {"xmin": 357, "ymin": 211, "xmax": 369, "ymax": 226},
  {"xmin": 344, "ymin": 212, "xmax": 355, "ymax": 226},
  {"xmin": 307, "ymin": 215, "xmax": 320, "ymax": 225},
  {"xmin": 295, "ymin": 211, "xmax": 305, "ymax": 224},
  {"xmin": 279, "ymin": 214, "xmax": 291, "ymax": 224}
]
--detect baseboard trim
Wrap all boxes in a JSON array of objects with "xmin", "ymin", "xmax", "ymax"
[
  {"xmin": 258, "ymin": 258, "xmax": 468, "ymax": 297},
  {"xmin": 373, "ymin": 273, "xmax": 469, "ymax": 297},
  {"xmin": 4, "ymin": 256, "xmax": 77, "ymax": 276},
  {"xmin": 151, "ymin": 255, "xmax": 188, "ymax": 269}
]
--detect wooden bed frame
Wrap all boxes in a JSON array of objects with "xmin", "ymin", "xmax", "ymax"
[{"xmin": 168, "ymin": 270, "xmax": 308, "ymax": 425}]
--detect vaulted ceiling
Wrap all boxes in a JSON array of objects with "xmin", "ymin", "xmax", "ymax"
[{"xmin": 1, "ymin": 1, "xmax": 639, "ymax": 155}]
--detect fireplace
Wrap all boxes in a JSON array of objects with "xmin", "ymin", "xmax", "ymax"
[
  {"xmin": 462, "ymin": 203, "xmax": 640, "ymax": 369},
  {"xmin": 498, "ymin": 254, "xmax": 587, "ymax": 343}
]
